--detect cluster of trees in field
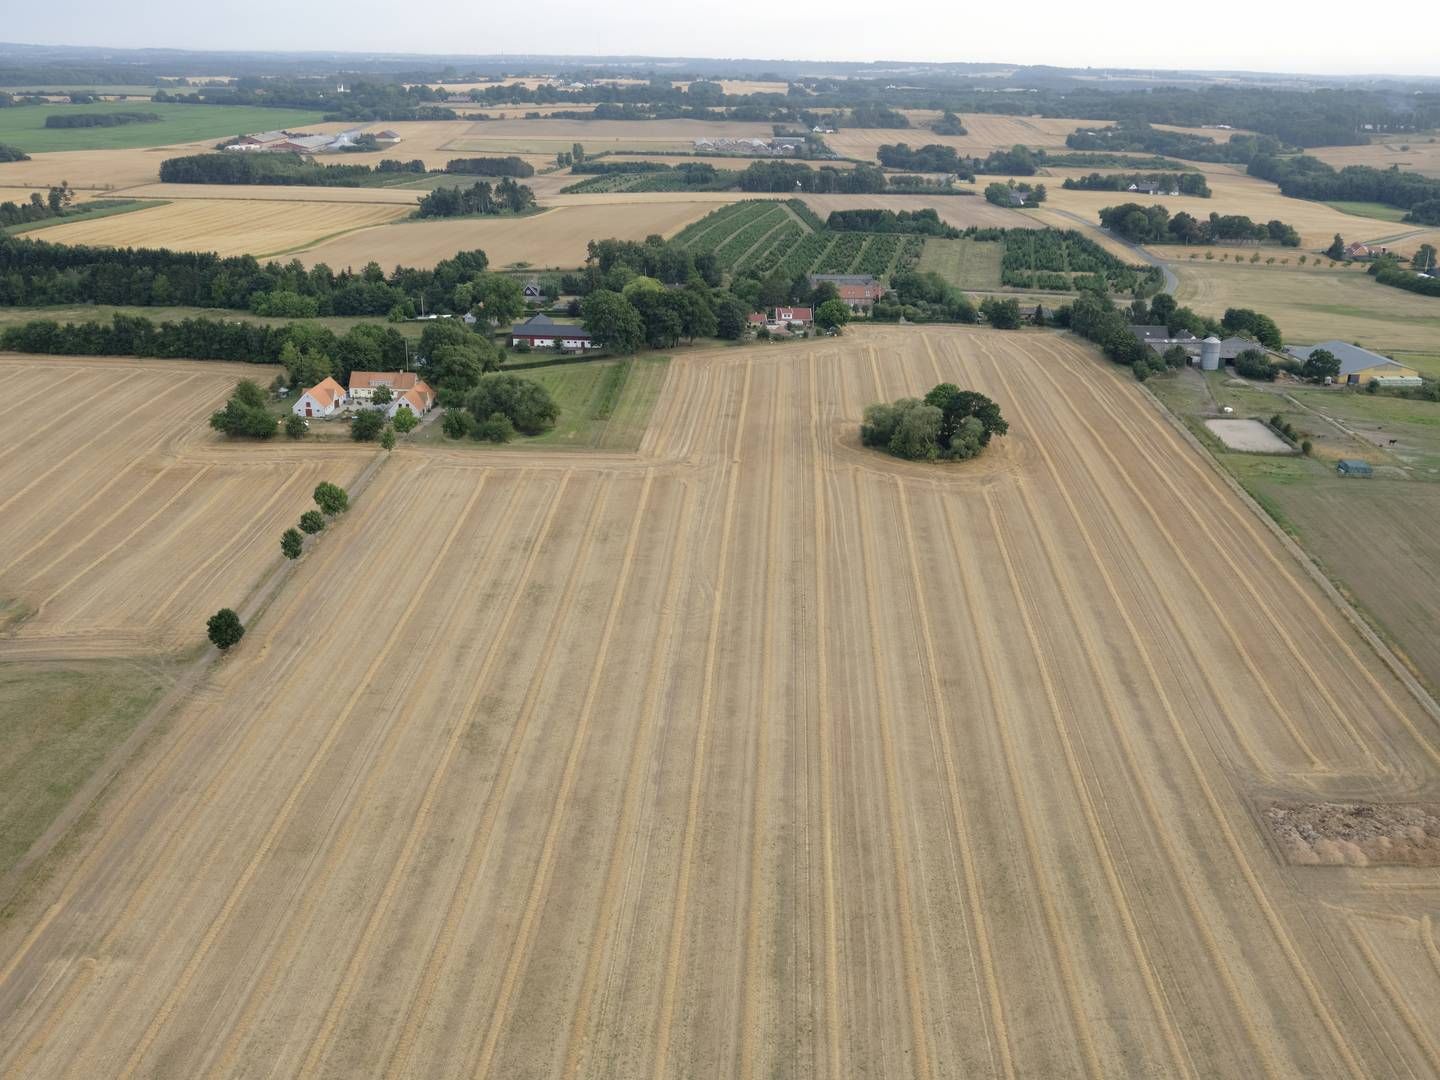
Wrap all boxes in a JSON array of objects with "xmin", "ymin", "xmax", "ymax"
[
  {"xmin": 734, "ymin": 161, "xmax": 887, "ymax": 193},
  {"xmin": 414, "ymin": 177, "xmax": 535, "ymax": 217},
  {"xmin": 444, "ymin": 156, "xmax": 535, "ymax": 177},
  {"xmin": 1066, "ymin": 121, "xmax": 1283, "ymax": 163},
  {"xmin": 862, "ymin": 383, "xmax": 1007, "ymax": 462},
  {"xmin": 984, "ymin": 181, "xmax": 1046, "ymax": 206},
  {"xmin": 824, "ymin": 208, "xmax": 959, "ymax": 236},
  {"xmin": 0, "ymin": 144, "xmax": 29, "ymax": 162},
  {"xmin": 0, "ymin": 182, "xmax": 79, "ymax": 227},
  {"xmin": 0, "ymin": 235, "xmax": 494, "ymax": 317},
  {"xmin": 44, "ymin": 110, "xmax": 160, "ymax": 128},
  {"xmin": 871, "ymin": 271, "xmax": 976, "ymax": 324},
  {"xmin": 931, "ymin": 111, "xmax": 966, "ymax": 135},
  {"xmin": 876, "ymin": 142, "xmax": 1039, "ymax": 177},
  {"xmin": 1247, "ymin": 155, "xmax": 1440, "ymax": 223},
  {"xmin": 153, "ymin": 79, "xmax": 460, "ymax": 122},
  {"xmin": 1061, "ymin": 172, "xmax": 1210, "ymax": 196},
  {"xmin": 159, "ymin": 152, "xmax": 426, "ymax": 186},
  {"xmin": 442, "ymin": 372, "xmax": 559, "ymax": 443},
  {"xmin": 1098, "ymin": 203, "xmax": 1301, "ymax": 246}
]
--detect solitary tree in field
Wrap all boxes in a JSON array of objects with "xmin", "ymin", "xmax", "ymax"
[
  {"xmin": 298, "ymin": 510, "xmax": 326, "ymax": 534},
  {"xmin": 207, "ymin": 608, "xmax": 244, "ymax": 651},
  {"xmin": 281, "ymin": 528, "xmax": 304, "ymax": 559},
  {"xmin": 313, "ymin": 482, "xmax": 348, "ymax": 516},
  {"xmin": 381, "ymin": 427, "xmax": 396, "ymax": 452},
  {"xmin": 1326, "ymin": 233, "xmax": 1346, "ymax": 260}
]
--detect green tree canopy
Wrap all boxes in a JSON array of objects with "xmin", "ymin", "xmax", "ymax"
[
  {"xmin": 313, "ymin": 482, "xmax": 349, "ymax": 515},
  {"xmin": 1301, "ymin": 348, "xmax": 1341, "ymax": 382},
  {"xmin": 815, "ymin": 299, "xmax": 851, "ymax": 331},
  {"xmin": 464, "ymin": 372, "xmax": 559, "ymax": 435},
  {"xmin": 206, "ymin": 608, "xmax": 244, "ymax": 650},
  {"xmin": 581, "ymin": 290, "xmax": 646, "ymax": 354},
  {"xmin": 281, "ymin": 528, "xmax": 304, "ymax": 559},
  {"xmin": 209, "ymin": 379, "xmax": 277, "ymax": 439}
]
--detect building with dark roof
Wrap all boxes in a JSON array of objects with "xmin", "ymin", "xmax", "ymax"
[
  {"xmin": 510, "ymin": 313, "xmax": 596, "ymax": 350},
  {"xmin": 1285, "ymin": 341, "xmax": 1418, "ymax": 386}
]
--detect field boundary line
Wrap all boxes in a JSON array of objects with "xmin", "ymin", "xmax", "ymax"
[
  {"xmin": 1350, "ymin": 922, "xmax": 1440, "ymax": 1074},
  {"xmin": 466, "ymin": 473, "xmax": 653, "ymax": 1079},
  {"xmin": 985, "ymin": 343, "xmax": 1366, "ymax": 1079},
  {"xmin": 1126, "ymin": 360, "xmax": 1440, "ymax": 732},
  {"xmin": 203, "ymin": 472, "xmax": 521, "ymax": 1079},
  {"xmin": 650, "ymin": 361, "xmax": 752, "ymax": 1080},
  {"xmin": 110, "ymin": 461, "xmax": 448, "ymax": 1080}
]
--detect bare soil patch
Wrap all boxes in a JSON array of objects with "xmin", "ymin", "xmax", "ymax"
[{"xmin": 1265, "ymin": 801, "xmax": 1440, "ymax": 866}]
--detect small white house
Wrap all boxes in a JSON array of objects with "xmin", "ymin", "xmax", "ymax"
[
  {"xmin": 386, "ymin": 383, "xmax": 435, "ymax": 419},
  {"xmin": 292, "ymin": 377, "xmax": 347, "ymax": 418}
]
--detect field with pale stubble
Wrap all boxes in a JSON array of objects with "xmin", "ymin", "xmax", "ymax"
[{"xmin": 3, "ymin": 326, "xmax": 1440, "ymax": 1079}]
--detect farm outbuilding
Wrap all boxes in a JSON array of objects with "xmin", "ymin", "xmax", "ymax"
[
  {"xmin": 292, "ymin": 377, "xmax": 346, "ymax": 418},
  {"xmin": 1337, "ymin": 459, "xmax": 1374, "ymax": 477},
  {"xmin": 1285, "ymin": 341, "xmax": 1419, "ymax": 386}
]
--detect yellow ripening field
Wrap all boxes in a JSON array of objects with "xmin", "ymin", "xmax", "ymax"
[
  {"xmin": 829, "ymin": 115, "xmax": 1099, "ymax": 159},
  {"xmin": 35, "ymin": 198, "xmax": 411, "ymax": 258},
  {"xmin": 5, "ymin": 328, "xmax": 1440, "ymax": 1078},
  {"xmin": 1310, "ymin": 136, "xmax": 1440, "ymax": 179},
  {"xmin": 296, "ymin": 200, "xmax": 717, "ymax": 270},
  {"xmin": 109, "ymin": 182, "xmax": 424, "ymax": 205},
  {"xmin": 443, "ymin": 117, "xmax": 778, "ymax": 154}
]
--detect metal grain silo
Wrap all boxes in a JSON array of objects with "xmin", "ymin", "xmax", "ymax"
[{"xmin": 1200, "ymin": 336, "xmax": 1222, "ymax": 371}]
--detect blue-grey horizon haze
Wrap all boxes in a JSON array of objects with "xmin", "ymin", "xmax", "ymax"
[{"xmin": 6, "ymin": 0, "xmax": 1440, "ymax": 78}]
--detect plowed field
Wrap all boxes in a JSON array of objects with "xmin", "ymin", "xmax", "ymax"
[{"xmin": 2, "ymin": 327, "xmax": 1439, "ymax": 1078}]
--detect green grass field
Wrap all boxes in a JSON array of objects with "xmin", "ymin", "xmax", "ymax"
[
  {"xmin": 1322, "ymin": 200, "xmax": 1409, "ymax": 223},
  {"xmin": 526, "ymin": 354, "xmax": 671, "ymax": 449},
  {"xmin": 918, "ymin": 238, "xmax": 1002, "ymax": 289},
  {"xmin": 0, "ymin": 660, "xmax": 168, "ymax": 891},
  {"xmin": 0, "ymin": 102, "xmax": 327, "ymax": 152}
]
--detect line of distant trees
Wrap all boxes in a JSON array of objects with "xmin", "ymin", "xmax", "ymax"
[
  {"xmin": 159, "ymin": 152, "xmax": 426, "ymax": 186},
  {"xmin": 44, "ymin": 111, "xmax": 160, "ymax": 128},
  {"xmin": 1247, "ymin": 154, "xmax": 1440, "ymax": 223},
  {"xmin": 444, "ymin": 156, "xmax": 535, "ymax": 177},
  {"xmin": 1098, "ymin": 203, "xmax": 1300, "ymax": 246}
]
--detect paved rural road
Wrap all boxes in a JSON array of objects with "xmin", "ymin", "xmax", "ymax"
[{"xmin": 1050, "ymin": 208, "xmax": 1180, "ymax": 292}]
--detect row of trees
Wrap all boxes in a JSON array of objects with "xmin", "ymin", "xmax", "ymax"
[
  {"xmin": 159, "ymin": 152, "xmax": 425, "ymax": 186},
  {"xmin": 1067, "ymin": 121, "xmax": 1285, "ymax": 162},
  {"xmin": 824, "ymin": 208, "xmax": 959, "ymax": 236},
  {"xmin": 44, "ymin": 110, "xmax": 159, "ymax": 128},
  {"xmin": 1248, "ymin": 155, "xmax": 1440, "ymax": 223},
  {"xmin": 415, "ymin": 178, "xmax": 535, "ymax": 218},
  {"xmin": 0, "ymin": 235, "xmax": 492, "ymax": 316},
  {"xmin": 1061, "ymin": 172, "xmax": 1210, "ymax": 197},
  {"xmin": 734, "ymin": 161, "xmax": 887, "ymax": 194},
  {"xmin": 1098, "ymin": 203, "xmax": 1300, "ymax": 246},
  {"xmin": 444, "ymin": 156, "xmax": 535, "ymax": 177},
  {"xmin": 875, "ymin": 143, "xmax": 1039, "ymax": 178},
  {"xmin": 0, "ymin": 183, "xmax": 78, "ymax": 228}
]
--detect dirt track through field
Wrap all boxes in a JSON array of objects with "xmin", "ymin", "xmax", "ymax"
[{"xmin": 3, "ymin": 327, "xmax": 1440, "ymax": 1077}]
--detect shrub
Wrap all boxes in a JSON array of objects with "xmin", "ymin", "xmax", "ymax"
[
  {"xmin": 381, "ymin": 427, "xmax": 396, "ymax": 451},
  {"xmin": 1234, "ymin": 349, "xmax": 1277, "ymax": 381},
  {"xmin": 442, "ymin": 408, "xmax": 476, "ymax": 439},
  {"xmin": 206, "ymin": 608, "xmax": 244, "ymax": 650},
  {"xmin": 475, "ymin": 412, "xmax": 516, "ymax": 443},
  {"xmin": 284, "ymin": 414, "xmax": 306, "ymax": 439},
  {"xmin": 351, "ymin": 409, "xmax": 385, "ymax": 441},
  {"xmin": 298, "ymin": 510, "xmax": 326, "ymax": 534}
]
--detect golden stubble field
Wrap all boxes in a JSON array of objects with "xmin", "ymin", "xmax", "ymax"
[
  {"xmin": 295, "ymin": 200, "xmax": 718, "ymax": 270},
  {"xmin": 2, "ymin": 327, "xmax": 1439, "ymax": 1079},
  {"xmin": 1311, "ymin": 137, "xmax": 1440, "ymax": 179},
  {"xmin": 0, "ymin": 355, "xmax": 369, "ymax": 657},
  {"xmin": 829, "ymin": 115, "xmax": 1099, "ymax": 159},
  {"xmin": 32, "ymin": 197, "xmax": 412, "ymax": 258}
]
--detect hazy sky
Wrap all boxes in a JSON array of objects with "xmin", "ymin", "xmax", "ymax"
[{"xmin": 10, "ymin": 0, "xmax": 1440, "ymax": 77}]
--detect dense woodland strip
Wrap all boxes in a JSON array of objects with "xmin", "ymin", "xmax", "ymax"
[
  {"xmin": 1098, "ymin": 203, "xmax": 1301, "ymax": 246},
  {"xmin": 1248, "ymin": 155, "xmax": 1440, "ymax": 224},
  {"xmin": 159, "ymin": 152, "xmax": 426, "ymax": 186}
]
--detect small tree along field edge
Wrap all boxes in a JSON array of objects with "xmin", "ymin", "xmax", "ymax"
[{"xmin": 207, "ymin": 608, "xmax": 245, "ymax": 651}]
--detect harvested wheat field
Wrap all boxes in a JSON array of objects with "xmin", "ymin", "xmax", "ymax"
[
  {"xmin": 296, "ymin": 201, "xmax": 717, "ymax": 270},
  {"xmin": 0, "ymin": 355, "xmax": 369, "ymax": 657},
  {"xmin": 36, "ymin": 197, "xmax": 410, "ymax": 258},
  {"xmin": 3, "ymin": 325, "xmax": 1440, "ymax": 1079},
  {"xmin": 829, "ymin": 115, "xmax": 1098, "ymax": 160},
  {"xmin": 1310, "ymin": 137, "xmax": 1440, "ymax": 179}
]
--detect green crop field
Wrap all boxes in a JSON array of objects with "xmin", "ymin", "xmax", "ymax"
[
  {"xmin": 1322, "ymin": 200, "xmax": 1409, "ymax": 223},
  {"xmin": 0, "ymin": 102, "xmax": 327, "ymax": 152},
  {"xmin": 918, "ymin": 238, "xmax": 1003, "ymax": 289}
]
